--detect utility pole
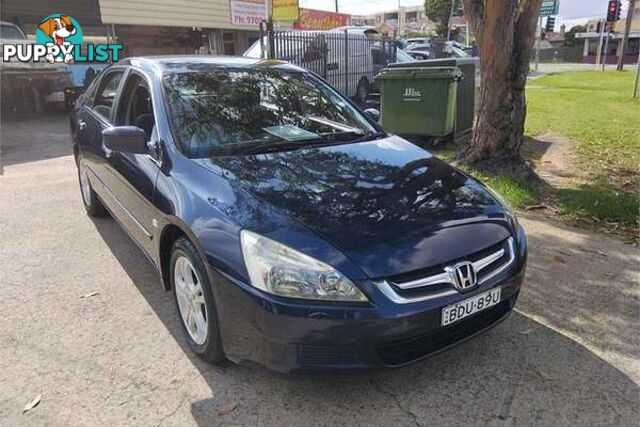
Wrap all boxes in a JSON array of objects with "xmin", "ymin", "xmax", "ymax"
[
  {"xmin": 446, "ymin": 0, "xmax": 456, "ymax": 41},
  {"xmin": 633, "ymin": 50, "xmax": 640, "ymax": 97},
  {"xmin": 265, "ymin": 0, "xmax": 274, "ymax": 59},
  {"xmin": 595, "ymin": 19, "xmax": 605, "ymax": 67},
  {"xmin": 617, "ymin": 0, "xmax": 636, "ymax": 71},
  {"xmin": 602, "ymin": 27, "xmax": 610, "ymax": 71},
  {"xmin": 335, "ymin": 0, "xmax": 339, "ymax": 13}
]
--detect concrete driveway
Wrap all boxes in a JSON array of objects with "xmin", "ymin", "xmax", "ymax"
[{"xmin": 1, "ymin": 116, "xmax": 638, "ymax": 426}]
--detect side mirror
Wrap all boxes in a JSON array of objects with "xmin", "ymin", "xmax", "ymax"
[
  {"xmin": 102, "ymin": 126, "xmax": 148, "ymax": 154},
  {"xmin": 364, "ymin": 108, "xmax": 380, "ymax": 122}
]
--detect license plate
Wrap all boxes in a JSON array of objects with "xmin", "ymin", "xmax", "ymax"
[{"xmin": 441, "ymin": 288, "xmax": 501, "ymax": 327}]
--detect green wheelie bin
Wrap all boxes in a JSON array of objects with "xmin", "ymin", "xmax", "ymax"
[{"xmin": 376, "ymin": 67, "xmax": 463, "ymax": 137}]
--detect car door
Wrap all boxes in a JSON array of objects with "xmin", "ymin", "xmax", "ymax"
[
  {"xmin": 104, "ymin": 70, "xmax": 160, "ymax": 255},
  {"xmin": 77, "ymin": 67, "xmax": 127, "ymax": 208}
]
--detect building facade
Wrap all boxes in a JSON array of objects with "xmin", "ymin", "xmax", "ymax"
[
  {"xmin": 1, "ymin": 0, "xmax": 264, "ymax": 56},
  {"xmin": 98, "ymin": 0, "xmax": 262, "ymax": 56},
  {"xmin": 364, "ymin": 5, "xmax": 435, "ymax": 36},
  {"xmin": 578, "ymin": 2, "xmax": 640, "ymax": 65}
]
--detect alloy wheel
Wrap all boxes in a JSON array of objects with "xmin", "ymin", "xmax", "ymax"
[{"xmin": 174, "ymin": 256, "xmax": 208, "ymax": 345}]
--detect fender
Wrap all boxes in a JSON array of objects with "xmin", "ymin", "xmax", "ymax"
[{"xmin": 156, "ymin": 214, "xmax": 217, "ymax": 291}]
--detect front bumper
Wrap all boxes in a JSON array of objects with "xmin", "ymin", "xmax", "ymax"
[{"xmin": 211, "ymin": 235, "xmax": 527, "ymax": 373}]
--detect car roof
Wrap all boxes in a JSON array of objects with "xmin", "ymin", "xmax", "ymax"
[{"xmin": 122, "ymin": 55, "xmax": 307, "ymax": 77}]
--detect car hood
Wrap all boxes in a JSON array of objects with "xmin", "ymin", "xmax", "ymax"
[{"xmin": 198, "ymin": 136, "xmax": 511, "ymax": 278}]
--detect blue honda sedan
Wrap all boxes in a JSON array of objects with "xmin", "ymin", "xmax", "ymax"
[{"xmin": 71, "ymin": 56, "xmax": 527, "ymax": 372}]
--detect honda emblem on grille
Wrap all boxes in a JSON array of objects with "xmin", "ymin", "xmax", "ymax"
[{"xmin": 446, "ymin": 261, "xmax": 477, "ymax": 291}]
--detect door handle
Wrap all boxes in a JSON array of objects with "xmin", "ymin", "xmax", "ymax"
[{"xmin": 78, "ymin": 120, "xmax": 86, "ymax": 131}]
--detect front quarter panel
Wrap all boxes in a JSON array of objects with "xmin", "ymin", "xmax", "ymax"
[{"xmin": 153, "ymin": 149, "xmax": 368, "ymax": 286}]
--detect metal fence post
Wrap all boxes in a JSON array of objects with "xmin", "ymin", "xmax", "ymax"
[{"xmin": 344, "ymin": 30, "xmax": 349, "ymax": 96}]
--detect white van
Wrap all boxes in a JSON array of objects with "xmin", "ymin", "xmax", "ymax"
[{"xmin": 244, "ymin": 28, "xmax": 376, "ymax": 105}]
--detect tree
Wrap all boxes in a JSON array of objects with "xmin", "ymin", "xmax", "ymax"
[
  {"xmin": 424, "ymin": 0, "xmax": 454, "ymax": 37},
  {"xmin": 563, "ymin": 24, "xmax": 586, "ymax": 47},
  {"xmin": 459, "ymin": 0, "xmax": 543, "ymax": 176}
]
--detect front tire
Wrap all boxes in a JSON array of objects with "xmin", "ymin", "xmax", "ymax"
[
  {"xmin": 77, "ymin": 155, "xmax": 106, "ymax": 217},
  {"xmin": 170, "ymin": 237, "xmax": 226, "ymax": 364}
]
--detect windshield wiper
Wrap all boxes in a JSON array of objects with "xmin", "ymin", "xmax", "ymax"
[
  {"xmin": 237, "ymin": 131, "xmax": 386, "ymax": 156},
  {"xmin": 237, "ymin": 140, "xmax": 313, "ymax": 155},
  {"xmin": 348, "ymin": 131, "xmax": 386, "ymax": 143}
]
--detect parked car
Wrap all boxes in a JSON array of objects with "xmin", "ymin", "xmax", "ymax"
[
  {"xmin": 371, "ymin": 45, "xmax": 416, "ymax": 74},
  {"xmin": 370, "ymin": 47, "xmax": 416, "ymax": 96},
  {"xmin": 404, "ymin": 37, "xmax": 431, "ymax": 51},
  {"xmin": 71, "ymin": 56, "xmax": 527, "ymax": 372},
  {"xmin": 0, "ymin": 20, "xmax": 70, "ymax": 112},
  {"xmin": 405, "ymin": 49, "xmax": 431, "ymax": 60},
  {"xmin": 0, "ymin": 20, "xmax": 27, "ymax": 41},
  {"xmin": 244, "ymin": 29, "xmax": 375, "ymax": 106}
]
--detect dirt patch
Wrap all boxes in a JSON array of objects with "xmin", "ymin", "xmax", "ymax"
[
  {"xmin": 524, "ymin": 133, "xmax": 638, "ymax": 244},
  {"xmin": 524, "ymin": 133, "xmax": 583, "ymax": 186}
]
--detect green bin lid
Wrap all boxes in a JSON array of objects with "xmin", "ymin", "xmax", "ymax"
[{"xmin": 376, "ymin": 66, "xmax": 463, "ymax": 80}]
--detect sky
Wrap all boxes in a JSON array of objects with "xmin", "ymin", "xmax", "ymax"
[{"xmin": 299, "ymin": 0, "xmax": 614, "ymax": 27}]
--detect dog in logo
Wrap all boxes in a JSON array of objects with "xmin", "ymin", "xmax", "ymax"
[{"xmin": 37, "ymin": 15, "xmax": 76, "ymax": 63}]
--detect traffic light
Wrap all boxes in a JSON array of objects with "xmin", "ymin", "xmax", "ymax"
[
  {"xmin": 545, "ymin": 16, "xmax": 556, "ymax": 33},
  {"xmin": 606, "ymin": 0, "xmax": 621, "ymax": 23}
]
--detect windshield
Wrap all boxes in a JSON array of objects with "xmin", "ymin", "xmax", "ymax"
[
  {"xmin": 0, "ymin": 24, "xmax": 25, "ymax": 40},
  {"xmin": 396, "ymin": 49, "xmax": 416, "ymax": 63},
  {"xmin": 244, "ymin": 39, "xmax": 264, "ymax": 58},
  {"xmin": 451, "ymin": 47, "xmax": 470, "ymax": 58},
  {"xmin": 163, "ymin": 68, "xmax": 378, "ymax": 158}
]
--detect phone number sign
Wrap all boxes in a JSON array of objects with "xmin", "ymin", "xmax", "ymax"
[{"xmin": 230, "ymin": 0, "xmax": 266, "ymax": 25}]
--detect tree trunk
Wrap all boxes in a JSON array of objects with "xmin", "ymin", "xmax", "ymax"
[{"xmin": 459, "ymin": 0, "xmax": 543, "ymax": 175}]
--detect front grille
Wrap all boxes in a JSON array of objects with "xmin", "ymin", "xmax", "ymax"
[
  {"xmin": 376, "ymin": 237, "xmax": 515, "ymax": 304},
  {"xmin": 376, "ymin": 300, "xmax": 511, "ymax": 366},
  {"xmin": 387, "ymin": 239, "xmax": 507, "ymax": 285}
]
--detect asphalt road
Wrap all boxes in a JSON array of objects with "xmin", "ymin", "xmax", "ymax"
[{"xmin": 1, "ymin": 115, "xmax": 638, "ymax": 426}]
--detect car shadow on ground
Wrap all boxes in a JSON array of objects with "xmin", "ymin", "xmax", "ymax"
[{"xmin": 91, "ymin": 216, "xmax": 639, "ymax": 426}]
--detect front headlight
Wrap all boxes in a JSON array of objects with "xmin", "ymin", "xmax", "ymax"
[{"xmin": 240, "ymin": 230, "xmax": 368, "ymax": 302}]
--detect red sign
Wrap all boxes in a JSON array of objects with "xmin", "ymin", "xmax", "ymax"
[{"xmin": 293, "ymin": 8, "xmax": 350, "ymax": 30}]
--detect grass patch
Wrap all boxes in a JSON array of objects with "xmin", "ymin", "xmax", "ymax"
[
  {"xmin": 432, "ymin": 146, "xmax": 541, "ymax": 208},
  {"xmin": 525, "ymin": 71, "xmax": 640, "ymax": 184},
  {"xmin": 430, "ymin": 71, "xmax": 639, "ymax": 235},
  {"xmin": 468, "ymin": 170, "xmax": 541, "ymax": 208},
  {"xmin": 525, "ymin": 71, "xmax": 639, "ymax": 233},
  {"xmin": 557, "ymin": 183, "xmax": 639, "ymax": 226}
]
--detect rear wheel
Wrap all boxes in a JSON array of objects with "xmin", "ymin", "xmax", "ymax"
[
  {"xmin": 171, "ymin": 237, "xmax": 226, "ymax": 364},
  {"xmin": 77, "ymin": 155, "xmax": 106, "ymax": 217}
]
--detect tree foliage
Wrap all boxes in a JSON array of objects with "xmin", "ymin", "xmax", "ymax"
[
  {"xmin": 563, "ymin": 24, "xmax": 586, "ymax": 47},
  {"xmin": 424, "ymin": 0, "xmax": 454, "ymax": 35}
]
